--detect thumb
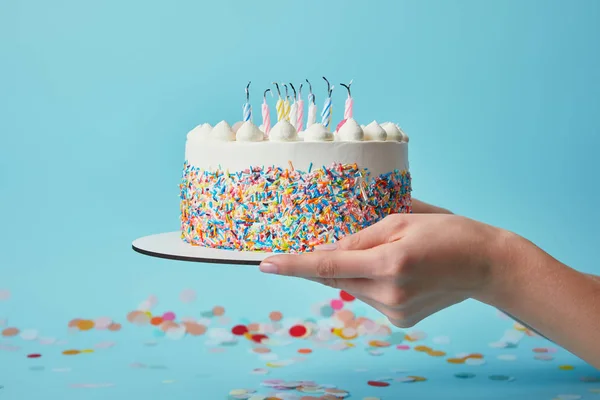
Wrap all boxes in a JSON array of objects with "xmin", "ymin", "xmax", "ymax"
[{"xmin": 316, "ymin": 214, "xmax": 408, "ymax": 251}]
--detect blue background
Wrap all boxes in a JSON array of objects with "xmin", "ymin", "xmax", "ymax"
[{"xmin": 1, "ymin": 0, "xmax": 599, "ymax": 399}]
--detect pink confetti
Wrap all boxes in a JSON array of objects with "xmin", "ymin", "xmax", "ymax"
[
  {"xmin": 162, "ymin": 312, "xmax": 176, "ymax": 321},
  {"xmin": 330, "ymin": 299, "xmax": 344, "ymax": 311},
  {"xmin": 0, "ymin": 289, "xmax": 10, "ymax": 301},
  {"xmin": 95, "ymin": 317, "xmax": 112, "ymax": 330}
]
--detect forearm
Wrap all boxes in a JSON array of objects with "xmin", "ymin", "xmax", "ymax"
[
  {"xmin": 477, "ymin": 232, "xmax": 600, "ymax": 368},
  {"xmin": 411, "ymin": 199, "xmax": 453, "ymax": 214}
]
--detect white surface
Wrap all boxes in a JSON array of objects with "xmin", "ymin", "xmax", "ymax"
[
  {"xmin": 132, "ymin": 232, "xmax": 272, "ymax": 264},
  {"xmin": 184, "ymin": 140, "xmax": 409, "ymax": 177}
]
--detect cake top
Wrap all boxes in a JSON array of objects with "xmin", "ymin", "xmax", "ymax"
[{"xmin": 187, "ymin": 78, "xmax": 409, "ymax": 144}]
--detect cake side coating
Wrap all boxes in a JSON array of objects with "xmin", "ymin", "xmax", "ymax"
[{"xmin": 180, "ymin": 141, "xmax": 411, "ymax": 253}]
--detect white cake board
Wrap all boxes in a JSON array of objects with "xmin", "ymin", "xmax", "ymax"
[{"xmin": 132, "ymin": 232, "xmax": 273, "ymax": 265}]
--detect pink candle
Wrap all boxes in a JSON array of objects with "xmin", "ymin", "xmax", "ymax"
[
  {"xmin": 262, "ymin": 89, "xmax": 272, "ymax": 138},
  {"xmin": 296, "ymin": 82, "xmax": 304, "ymax": 132},
  {"xmin": 341, "ymin": 80, "xmax": 353, "ymax": 120},
  {"xmin": 297, "ymin": 98, "xmax": 304, "ymax": 132}
]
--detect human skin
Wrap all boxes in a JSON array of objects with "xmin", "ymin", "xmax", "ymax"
[{"xmin": 259, "ymin": 199, "xmax": 600, "ymax": 368}]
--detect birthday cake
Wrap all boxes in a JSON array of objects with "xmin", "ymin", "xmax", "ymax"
[{"xmin": 180, "ymin": 79, "xmax": 412, "ymax": 253}]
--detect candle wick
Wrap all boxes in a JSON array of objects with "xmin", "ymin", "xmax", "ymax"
[
  {"xmin": 322, "ymin": 76, "xmax": 331, "ymax": 96},
  {"xmin": 263, "ymin": 88, "xmax": 271, "ymax": 102},
  {"xmin": 340, "ymin": 82, "xmax": 352, "ymax": 98},
  {"xmin": 245, "ymin": 81, "xmax": 251, "ymax": 102},
  {"xmin": 272, "ymin": 82, "xmax": 281, "ymax": 98},
  {"xmin": 289, "ymin": 83, "xmax": 297, "ymax": 101}
]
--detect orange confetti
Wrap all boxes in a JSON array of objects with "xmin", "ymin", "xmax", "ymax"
[
  {"xmin": 467, "ymin": 353, "xmax": 484, "ymax": 359},
  {"xmin": 414, "ymin": 345, "xmax": 432, "ymax": 352},
  {"xmin": 298, "ymin": 348, "xmax": 313, "ymax": 354},
  {"xmin": 183, "ymin": 322, "xmax": 206, "ymax": 336},
  {"xmin": 76, "ymin": 320, "xmax": 95, "ymax": 331},
  {"xmin": 150, "ymin": 317, "xmax": 163, "ymax": 326},
  {"xmin": 212, "ymin": 306, "xmax": 225, "ymax": 317},
  {"xmin": 446, "ymin": 358, "xmax": 466, "ymax": 364},
  {"xmin": 1, "ymin": 327, "xmax": 19, "ymax": 337},
  {"xmin": 269, "ymin": 311, "xmax": 283, "ymax": 321},
  {"xmin": 62, "ymin": 349, "xmax": 81, "ymax": 356},
  {"xmin": 108, "ymin": 323, "xmax": 121, "ymax": 332},
  {"xmin": 427, "ymin": 350, "xmax": 447, "ymax": 357}
]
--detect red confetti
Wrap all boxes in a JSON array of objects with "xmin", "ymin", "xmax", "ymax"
[
  {"xmin": 27, "ymin": 354, "xmax": 41, "ymax": 358},
  {"xmin": 367, "ymin": 381, "xmax": 390, "ymax": 387},
  {"xmin": 289, "ymin": 325, "xmax": 307, "ymax": 338},
  {"xmin": 250, "ymin": 334, "xmax": 268, "ymax": 343},
  {"xmin": 231, "ymin": 325, "xmax": 248, "ymax": 336},
  {"xmin": 340, "ymin": 290, "xmax": 355, "ymax": 302}
]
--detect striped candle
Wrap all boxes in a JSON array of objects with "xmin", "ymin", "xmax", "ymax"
[
  {"xmin": 243, "ymin": 81, "xmax": 252, "ymax": 122},
  {"xmin": 243, "ymin": 102, "xmax": 252, "ymax": 122},
  {"xmin": 289, "ymin": 101, "xmax": 298, "ymax": 130},
  {"xmin": 321, "ymin": 96, "xmax": 332, "ymax": 128},
  {"xmin": 262, "ymin": 89, "xmax": 272, "ymax": 137},
  {"xmin": 296, "ymin": 98, "xmax": 304, "ymax": 132},
  {"xmin": 276, "ymin": 98, "xmax": 285, "ymax": 122}
]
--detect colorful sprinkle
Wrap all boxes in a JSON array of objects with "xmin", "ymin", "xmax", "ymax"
[{"xmin": 180, "ymin": 162, "xmax": 412, "ymax": 252}]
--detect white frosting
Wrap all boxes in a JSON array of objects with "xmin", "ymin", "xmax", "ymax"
[
  {"xmin": 269, "ymin": 120, "xmax": 298, "ymax": 142},
  {"xmin": 186, "ymin": 123, "xmax": 212, "ymax": 141},
  {"xmin": 232, "ymin": 121, "xmax": 244, "ymax": 134},
  {"xmin": 381, "ymin": 122, "xmax": 403, "ymax": 142},
  {"xmin": 398, "ymin": 125, "xmax": 409, "ymax": 142},
  {"xmin": 185, "ymin": 141, "xmax": 408, "ymax": 177},
  {"xmin": 337, "ymin": 118, "xmax": 364, "ymax": 141},
  {"xmin": 304, "ymin": 123, "xmax": 334, "ymax": 142},
  {"xmin": 363, "ymin": 121, "xmax": 387, "ymax": 141},
  {"xmin": 209, "ymin": 121, "xmax": 236, "ymax": 142},
  {"xmin": 236, "ymin": 121, "xmax": 264, "ymax": 142}
]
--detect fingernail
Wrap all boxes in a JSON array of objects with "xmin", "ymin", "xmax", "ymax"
[
  {"xmin": 259, "ymin": 262, "xmax": 278, "ymax": 274},
  {"xmin": 314, "ymin": 243, "xmax": 337, "ymax": 251}
]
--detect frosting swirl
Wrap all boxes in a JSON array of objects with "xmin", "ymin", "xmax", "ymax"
[
  {"xmin": 381, "ymin": 122, "xmax": 403, "ymax": 142},
  {"xmin": 337, "ymin": 118, "xmax": 364, "ymax": 141},
  {"xmin": 269, "ymin": 120, "xmax": 299, "ymax": 142},
  {"xmin": 232, "ymin": 121, "xmax": 244, "ymax": 134},
  {"xmin": 209, "ymin": 121, "xmax": 236, "ymax": 142},
  {"xmin": 363, "ymin": 121, "xmax": 387, "ymax": 141},
  {"xmin": 303, "ymin": 123, "xmax": 334, "ymax": 142},
  {"xmin": 186, "ymin": 123, "xmax": 212, "ymax": 141},
  {"xmin": 236, "ymin": 121, "xmax": 264, "ymax": 142}
]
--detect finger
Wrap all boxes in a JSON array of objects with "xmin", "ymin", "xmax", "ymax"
[
  {"xmin": 260, "ymin": 249, "xmax": 379, "ymax": 279},
  {"xmin": 316, "ymin": 214, "xmax": 409, "ymax": 252}
]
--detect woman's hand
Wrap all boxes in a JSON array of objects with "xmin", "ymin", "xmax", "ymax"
[{"xmin": 259, "ymin": 213, "xmax": 509, "ymax": 328}]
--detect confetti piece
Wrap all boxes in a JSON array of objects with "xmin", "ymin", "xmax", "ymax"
[
  {"xmin": 94, "ymin": 317, "xmax": 112, "ymax": 330},
  {"xmin": 179, "ymin": 289, "xmax": 197, "ymax": 303},
  {"xmin": 108, "ymin": 323, "xmax": 121, "ymax": 331},
  {"xmin": 559, "ymin": 365, "xmax": 575, "ymax": 371},
  {"xmin": 162, "ymin": 312, "xmax": 176, "ymax": 321},
  {"xmin": 340, "ymin": 290, "xmax": 355, "ymax": 302},
  {"xmin": 465, "ymin": 358, "xmax": 486, "ymax": 366},
  {"xmin": 454, "ymin": 373, "xmax": 476, "ymax": 379},
  {"xmin": 20, "ymin": 329, "xmax": 38, "ymax": 341},
  {"xmin": 76, "ymin": 320, "xmax": 95, "ymax": 331},
  {"xmin": 367, "ymin": 381, "xmax": 390, "ymax": 387},
  {"xmin": 297, "ymin": 348, "xmax": 312, "ymax": 354},
  {"xmin": 330, "ymin": 299, "xmax": 344, "ymax": 311},
  {"xmin": 26, "ymin": 354, "xmax": 41, "ymax": 358},
  {"xmin": 0, "ymin": 289, "xmax": 10, "ymax": 301},
  {"xmin": 1, "ymin": 327, "xmax": 19, "ymax": 337},
  {"xmin": 289, "ymin": 325, "xmax": 307, "ymax": 338},
  {"xmin": 62, "ymin": 350, "xmax": 81, "ymax": 356},
  {"xmin": 212, "ymin": 306, "xmax": 225, "ymax": 317}
]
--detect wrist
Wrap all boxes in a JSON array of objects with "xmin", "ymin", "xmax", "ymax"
[{"xmin": 473, "ymin": 227, "xmax": 530, "ymax": 307}]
